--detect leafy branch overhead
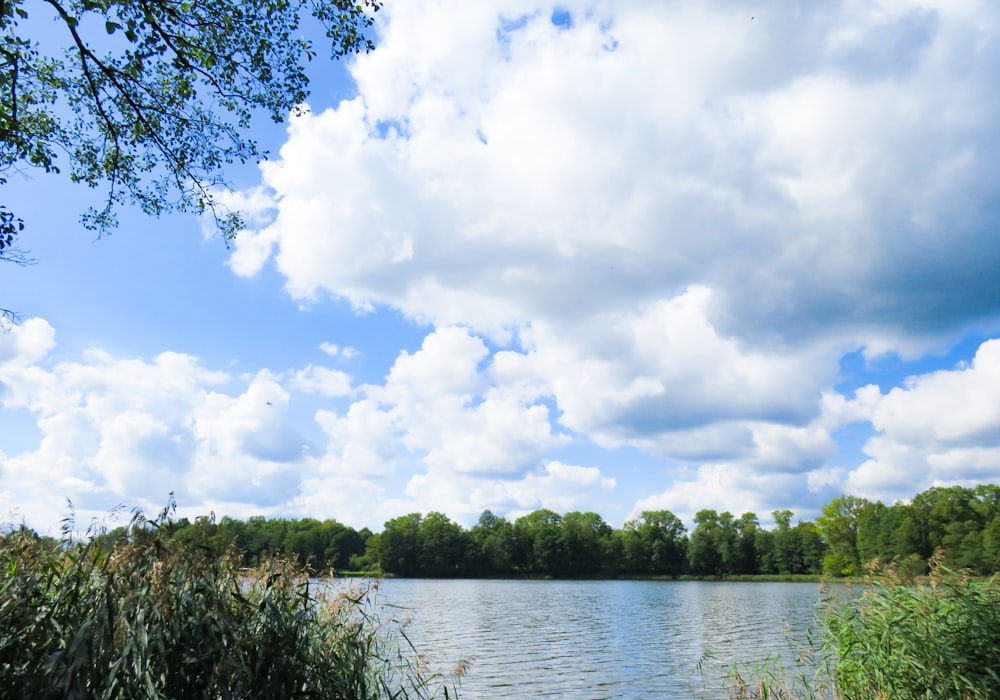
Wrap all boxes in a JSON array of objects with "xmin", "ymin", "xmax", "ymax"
[{"xmin": 0, "ymin": 0, "xmax": 380, "ymax": 260}]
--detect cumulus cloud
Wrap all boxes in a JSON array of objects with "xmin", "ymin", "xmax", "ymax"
[
  {"xmin": 631, "ymin": 464, "xmax": 822, "ymax": 527},
  {"xmin": 311, "ymin": 326, "xmax": 566, "ymax": 482},
  {"xmin": 226, "ymin": 0, "xmax": 1000, "ymax": 484},
  {"xmin": 290, "ymin": 365, "xmax": 354, "ymax": 397},
  {"xmin": 0, "ymin": 324, "xmax": 320, "ymax": 526},
  {"xmin": 846, "ymin": 339, "xmax": 1000, "ymax": 500},
  {"xmin": 628, "ymin": 416, "xmax": 843, "ymax": 526},
  {"xmin": 403, "ymin": 459, "xmax": 617, "ymax": 525},
  {"xmin": 501, "ymin": 288, "xmax": 841, "ymax": 449},
  {"xmin": 234, "ymin": 0, "xmax": 1000, "ymax": 346},
  {"xmin": 6, "ymin": 0, "xmax": 1000, "ymax": 531},
  {"xmin": 0, "ymin": 317, "xmax": 56, "ymax": 367},
  {"xmin": 5, "ymin": 318, "xmax": 1000, "ymax": 531},
  {"xmin": 0, "ymin": 320, "xmax": 598, "ymax": 529}
]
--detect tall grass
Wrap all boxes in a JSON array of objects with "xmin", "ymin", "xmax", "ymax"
[
  {"xmin": 824, "ymin": 556, "xmax": 1000, "ymax": 700},
  {"xmin": 721, "ymin": 555, "xmax": 1000, "ymax": 699},
  {"xmin": 0, "ymin": 503, "xmax": 462, "ymax": 699}
]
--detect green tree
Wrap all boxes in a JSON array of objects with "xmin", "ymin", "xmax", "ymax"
[
  {"xmin": 323, "ymin": 519, "xmax": 366, "ymax": 570},
  {"xmin": 754, "ymin": 526, "xmax": 776, "ymax": 574},
  {"xmin": 513, "ymin": 509, "xmax": 564, "ymax": 576},
  {"xmin": 378, "ymin": 513, "xmax": 422, "ymax": 577},
  {"xmin": 982, "ymin": 514, "xmax": 1000, "ymax": 573},
  {"xmin": 0, "ymin": 0, "xmax": 380, "ymax": 269},
  {"xmin": 817, "ymin": 495, "xmax": 871, "ymax": 576},
  {"xmin": 621, "ymin": 509, "xmax": 687, "ymax": 576},
  {"xmin": 688, "ymin": 509, "xmax": 724, "ymax": 576},
  {"xmin": 169, "ymin": 512, "xmax": 235, "ymax": 554},
  {"xmin": 469, "ymin": 509, "xmax": 515, "ymax": 576},
  {"xmin": 772, "ymin": 509, "xmax": 800, "ymax": 574},
  {"xmin": 901, "ymin": 485, "xmax": 995, "ymax": 571},
  {"xmin": 731, "ymin": 512, "xmax": 759, "ymax": 575},
  {"xmin": 856, "ymin": 501, "xmax": 909, "ymax": 565},
  {"xmin": 417, "ymin": 511, "xmax": 468, "ymax": 577},
  {"xmin": 248, "ymin": 516, "xmax": 290, "ymax": 563},
  {"xmin": 356, "ymin": 530, "xmax": 382, "ymax": 571},
  {"xmin": 560, "ymin": 511, "xmax": 612, "ymax": 577},
  {"xmin": 284, "ymin": 517, "xmax": 326, "ymax": 568},
  {"xmin": 618, "ymin": 522, "xmax": 646, "ymax": 575},
  {"xmin": 643, "ymin": 510, "xmax": 687, "ymax": 576},
  {"xmin": 794, "ymin": 520, "xmax": 825, "ymax": 574}
]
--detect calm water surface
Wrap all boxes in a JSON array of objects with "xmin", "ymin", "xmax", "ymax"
[{"xmin": 365, "ymin": 579, "xmax": 826, "ymax": 699}]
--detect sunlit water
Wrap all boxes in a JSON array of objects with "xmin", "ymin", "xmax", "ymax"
[{"xmin": 352, "ymin": 579, "xmax": 829, "ymax": 699}]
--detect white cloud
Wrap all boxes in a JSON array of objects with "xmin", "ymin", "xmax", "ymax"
[
  {"xmin": 8, "ymin": 0, "xmax": 1000, "ymax": 531},
  {"xmin": 234, "ymin": 0, "xmax": 1000, "ymax": 352},
  {"xmin": 630, "ymin": 463, "xmax": 826, "ymax": 528},
  {"xmin": 290, "ymin": 365, "xmax": 354, "ymax": 397},
  {"xmin": 0, "ymin": 319, "xmax": 588, "ymax": 530},
  {"xmin": 90, "ymin": 411, "xmax": 191, "ymax": 495},
  {"xmin": 313, "ymin": 326, "xmax": 565, "ymax": 482},
  {"xmin": 0, "ymin": 328, "xmax": 312, "ymax": 522},
  {"xmin": 314, "ymin": 398, "xmax": 404, "ymax": 479},
  {"xmin": 872, "ymin": 340, "xmax": 1000, "ymax": 444},
  {"xmin": 0, "ymin": 317, "xmax": 56, "ymax": 368},
  {"xmin": 404, "ymin": 459, "xmax": 617, "ymax": 526},
  {"xmin": 227, "ymin": 2, "xmax": 1000, "ymax": 494},
  {"xmin": 627, "ymin": 415, "xmax": 843, "ymax": 527},
  {"xmin": 5, "ymin": 319, "xmax": 1000, "ymax": 533},
  {"xmin": 318, "ymin": 342, "xmax": 359, "ymax": 359},
  {"xmin": 844, "ymin": 339, "xmax": 1000, "ymax": 500}
]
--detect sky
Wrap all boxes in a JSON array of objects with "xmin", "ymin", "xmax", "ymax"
[{"xmin": 3, "ymin": 0, "xmax": 1000, "ymax": 535}]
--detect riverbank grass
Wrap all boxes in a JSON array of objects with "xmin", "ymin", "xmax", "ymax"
[
  {"xmin": 0, "ymin": 506, "xmax": 461, "ymax": 699},
  {"xmin": 824, "ymin": 558, "xmax": 1000, "ymax": 699},
  {"xmin": 725, "ymin": 556, "xmax": 1000, "ymax": 699}
]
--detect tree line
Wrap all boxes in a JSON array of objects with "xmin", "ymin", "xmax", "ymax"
[
  {"xmin": 370, "ymin": 507, "xmax": 826, "ymax": 579},
  {"xmin": 81, "ymin": 483, "xmax": 999, "ymax": 579}
]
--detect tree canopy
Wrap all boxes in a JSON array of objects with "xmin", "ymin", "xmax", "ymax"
[
  {"xmin": 0, "ymin": 0, "xmax": 380, "ymax": 272},
  {"xmin": 41, "ymin": 483, "xmax": 1000, "ymax": 579}
]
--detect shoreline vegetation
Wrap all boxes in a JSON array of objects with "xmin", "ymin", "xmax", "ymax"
[
  {"xmin": 3, "ymin": 484, "xmax": 1000, "ymax": 698},
  {"xmin": 0, "ymin": 502, "xmax": 463, "ymax": 699},
  {"xmin": 717, "ymin": 558, "xmax": 1000, "ymax": 699},
  {"xmin": 2, "ymin": 501, "xmax": 999, "ymax": 697},
  {"xmin": 53, "ymin": 482, "xmax": 998, "ymax": 582}
]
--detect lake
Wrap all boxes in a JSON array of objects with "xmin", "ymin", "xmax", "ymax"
[{"xmin": 361, "ymin": 579, "xmax": 830, "ymax": 699}]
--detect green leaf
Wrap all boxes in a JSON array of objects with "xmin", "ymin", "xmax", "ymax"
[
  {"xmin": 15, "ymin": 7, "xmax": 28, "ymax": 19},
  {"xmin": 105, "ymin": 21, "xmax": 120, "ymax": 35}
]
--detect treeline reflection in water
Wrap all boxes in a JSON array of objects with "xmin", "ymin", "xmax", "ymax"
[{"xmin": 333, "ymin": 578, "xmax": 832, "ymax": 699}]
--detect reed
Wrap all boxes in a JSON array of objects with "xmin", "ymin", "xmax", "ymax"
[
  {"xmin": 720, "ymin": 554, "xmax": 1000, "ymax": 699},
  {"xmin": 0, "ymin": 503, "xmax": 461, "ymax": 699},
  {"xmin": 822, "ymin": 555, "xmax": 1000, "ymax": 699}
]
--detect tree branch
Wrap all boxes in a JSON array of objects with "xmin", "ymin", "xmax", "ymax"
[
  {"xmin": 42, "ymin": 0, "xmax": 123, "ymax": 178},
  {"xmin": 0, "ymin": 44, "xmax": 17, "ymax": 129},
  {"xmin": 42, "ymin": 0, "xmax": 223, "ymax": 228}
]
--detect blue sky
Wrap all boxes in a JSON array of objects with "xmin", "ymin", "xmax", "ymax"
[{"xmin": 3, "ymin": 0, "xmax": 1000, "ymax": 534}]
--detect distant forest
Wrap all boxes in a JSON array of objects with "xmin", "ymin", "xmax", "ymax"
[{"xmin": 76, "ymin": 484, "xmax": 1000, "ymax": 579}]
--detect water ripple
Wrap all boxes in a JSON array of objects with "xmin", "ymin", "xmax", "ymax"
[{"xmin": 344, "ymin": 579, "xmax": 825, "ymax": 699}]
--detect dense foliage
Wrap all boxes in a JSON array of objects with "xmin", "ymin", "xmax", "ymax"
[
  {"xmin": 139, "ymin": 483, "xmax": 1000, "ymax": 580},
  {"xmin": 151, "ymin": 513, "xmax": 373, "ymax": 572},
  {"xmin": 825, "ymin": 559, "xmax": 1000, "ymax": 699},
  {"xmin": 0, "ymin": 505, "xmax": 460, "ymax": 699},
  {"xmin": 727, "ymin": 557, "xmax": 1000, "ymax": 699},
  {"xmin": 365, "ymin": 508, "xmax": 825, "ymax": 579},
  {"xmin": 0, "ymin": 0, "xmax": 380, "ymax": 262},
  {"xmin": 820, "ymin": 484, "xmax": 1000, "ymax": 577}
]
